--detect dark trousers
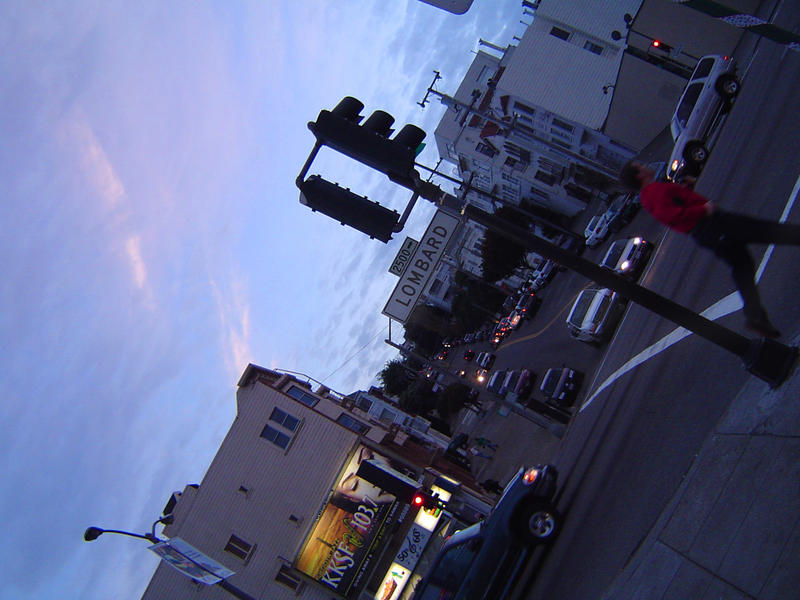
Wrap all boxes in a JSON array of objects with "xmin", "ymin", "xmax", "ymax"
[{"xmin": 690, "ymin": 210, "xmax": 800, "ymax": 322}]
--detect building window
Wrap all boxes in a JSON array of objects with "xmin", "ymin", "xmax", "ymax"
[
  {"xmin": 379, "ymin": 408, "xmax": 397, "ymax": 424},
  {"xmin": 551, "ymin": 118, "xmax": 575, "ymax": 133},
  {"xmin": 270, "ymin": 407, "xmax": 300, "ymax": 431},
  {"xmin": 286, "ymin": 385, "xmax": 319, "ymax": 407},
  {"xmin": 224, "ymin": 534, "xmax": 253, "ymax": 561},
  {"xmin": 534, "ymin": 170, "xmax": 557, "ymax": 186},
  {"xmin": 261, "ymin": 424, "xmax": 291, "ymax": 450},
  {"xmin": 355, "ymin": 396, "xmax": 373, "ymax": 412},
  {"xmin": 584, "ymin": 40, "xmax": 603, "ymax": 55},
  {"xmin": 275, "ymin": 564, "xmax": 302, "ymax": 591},
  {"xmin": 513, "ymin": 101, "xmax": 536, "ymax": 117},
  {"xmin": 337, "ymin": 413, "xmax": 371, "ymax": 435},
  {"xmin": 550, "ymin": 26, "xmax": 570, "ymax": 41},
  {"xmin": 475, "ymin": 142, "xmax": 497, "ymax": 158}
]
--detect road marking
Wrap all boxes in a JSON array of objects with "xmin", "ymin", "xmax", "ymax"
[{"xmin": 580, "ymin": 173, "xmax": 800, "ymax": 412}]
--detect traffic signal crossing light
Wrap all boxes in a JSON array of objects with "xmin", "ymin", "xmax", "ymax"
[
  {"xmin": 307, "ymin": 97, "xmax": 426, "ymax": 187},
  {"xmin": 298, "ymin": 175, "xmax": 399, "ymax": 243},
  {"xmin": 650, "ymin": 39, "xmax": 673, "ymax": 54},
  {"xmin": 412, "ymin": 489, "xmax": 442, "ymax": 511}
]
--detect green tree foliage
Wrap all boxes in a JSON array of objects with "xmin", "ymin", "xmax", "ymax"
[
  {"xmin": 398, "ymin": 378, "xmax": 437, "ymax": 416},
  {"xmin": 479, "ymin": 205, "xmax": 534, "ymax": 282},
  {"xmin": 436, "ymin": 383, "xmax": 472, "ymax": 419},
  {"xmin": 377, "ymin": 359, "xmax": 414, "ymax": 396}
]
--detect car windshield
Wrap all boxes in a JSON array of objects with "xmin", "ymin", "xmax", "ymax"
[
  {"xmin": 692, "ymin": 57, "xmax": 715, "ymax": 80},
  {"xmin": 541, "ymin": 371, "xmax": 560, "ymax": 396},
  {"xmin": 602, "ymin": 243, "xmax": 626, "ymax": 268},
  {"xmin": 568, "ymin": 292, "xmax": 594, "ymax": 327}
]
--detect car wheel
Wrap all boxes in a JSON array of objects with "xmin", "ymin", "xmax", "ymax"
[
  {"xmin": 715, "ymin": 73, "xmax": 740, "ymax": 99},
  {"xmin": 513, "ymin": 501, "xmax": 561, "ymax": 544},
  {"xmin": 683, "ymin": 141, "xmax": 709, "ymax": 166}
]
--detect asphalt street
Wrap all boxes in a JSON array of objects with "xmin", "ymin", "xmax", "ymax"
[{"xmin": 522, "ymin": 6, "xmax": 800, "ymax": 599}]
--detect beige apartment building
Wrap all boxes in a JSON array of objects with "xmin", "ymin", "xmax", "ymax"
[{"xmin": 140, "ymin": 364, "xmax": 489, "ymax": 600}]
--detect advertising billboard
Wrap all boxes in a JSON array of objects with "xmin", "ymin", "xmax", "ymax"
[{"xmin": 295, "ymin": 446, "xmax": 401, "ymax": 597}]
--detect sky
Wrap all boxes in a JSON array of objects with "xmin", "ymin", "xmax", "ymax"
[{"xmin": 0, "ymin": 1, "xmax": 525, "ymax": 598}]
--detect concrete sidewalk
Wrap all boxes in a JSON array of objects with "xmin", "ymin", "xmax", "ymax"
[{"xmin": 602, "ymin": 333, "xmax": 800, "ymax": 600}]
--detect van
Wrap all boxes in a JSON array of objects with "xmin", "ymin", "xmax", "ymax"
[
  {"xmin": 410, "ymin": 465, "xmax": 560, "ymax": 600},
  {"xmin": 566, "ymin": 288, "xmax": 627, "ymax": 343},
  {"xmin": 540, "ymin": 367, "xmax": 583, "ymax": 407},
  {"xmin": 486, "ymin": 370, "xmax": 507, "ymax": 394}
]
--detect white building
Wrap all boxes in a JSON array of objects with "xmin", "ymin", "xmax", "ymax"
[{"xmin": 139, "ymin": 365, "xmax": 488, "ymax": 600}]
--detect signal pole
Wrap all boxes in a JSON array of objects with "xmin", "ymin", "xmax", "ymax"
[{"xmin": 296, "ymin": 98, "xmax": 798, "ymax": 387}]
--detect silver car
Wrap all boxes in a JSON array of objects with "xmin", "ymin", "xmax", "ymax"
[{"xmin": 667, "ymin": 54, "xmax": 739, "ymax": 181}]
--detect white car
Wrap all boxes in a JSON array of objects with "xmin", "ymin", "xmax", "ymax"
[
  {"xmin": 667, "ymin": 54, "xmax": 739, "ymax": 181},
  {"xmin": 584, "ymin": 214, "xmax": 610, "ymax": 248},
  {"xmin": 600, "ymin": 236, "xmax": 652, "ymax": 279}
]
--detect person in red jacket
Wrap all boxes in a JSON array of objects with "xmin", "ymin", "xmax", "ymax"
[{"xmin": 619, "ymin": 160, "xmax": 800, "ymax": 339}]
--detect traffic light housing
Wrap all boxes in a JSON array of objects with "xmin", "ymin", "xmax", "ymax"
[
  {"xmin": 650, "ymin": 39, "xmax": 673, "ymax": 54},
  {"xmin": 298, "ymin": 175, "xmax": 399, "ymax": 242},
  {"xmin": 412, "ymin": 489, "xmax": 442, "ymax": 511},
  {"xmin": 307, "ymin": 97, "xmax": 426, "ymax": 186}
]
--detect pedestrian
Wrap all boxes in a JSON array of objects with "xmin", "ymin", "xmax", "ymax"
[
  {"xmin": 480, "ymin": 478, "xmax": 504, "ymax": 495},
  {"xmin": 469, "ymin": 445, "xmax": 492, "ymax": 459},
  {"xmin": 619, "ymin": 160, "xmax": 800, "ymax": 338},
  {"xmin": 476, "ymin": 436, "xmax": 498, "ymax": 450}
]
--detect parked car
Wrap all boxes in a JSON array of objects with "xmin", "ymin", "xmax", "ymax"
[
  {"xmin": 584, "ymin": 214, "xmax": 610, "ymax": 248},
  {"xmin": 599, "ymin": 236, "xmax": 652, "ymax": 279},
  {"xmin": 604, "ymin": 193, "xmax": 640, "ymax": 233},
  {"xmin": 515, "ymin": 292, "xmax": 541, "ymax": 318},
  {"xmin": 513, "ymin": 369, "xmax": 535, "ymax": 398},
  {"xmin": 501, "ymin": 369, "xmax": 534, "ymax": 398},
  {"xmin": 476, "ymin": 352, "xmax": 496, "ymax": 369},
  {"xmin": 566, "ymin": 287, "xmax": 627, "ymax": 343},
  {"xmin": 410, "ymin": 465, "xmax": 560, "ymax": 600},
  {"xmin": 487, "ymin": 370, "xmax": 507, "ymax": 394},
  {"xmin": 540, "ymin": 367, "xmax": 583, "ymax": 407},
  {"xmin": 529, "ymin": 259, "xmax": 557, "ymax": 290},
  {"xmin": 667, "ymin": 54, "xmax": 739, "ymax": 181}
]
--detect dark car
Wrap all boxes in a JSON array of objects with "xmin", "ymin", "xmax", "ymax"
[
  {"xmin": 410, "ymin": 465, "xmax": 560, "ymax": 600},
  {"xmin": 463, "ymin": 349, "xmax": 475, "ymax": 361}
]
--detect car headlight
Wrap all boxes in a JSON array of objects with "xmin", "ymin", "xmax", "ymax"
[
  {"xmin": 632, "ymin": 237, "xmax": 642, "ymax": 245},
  {"xmin": 620, "ymin": 260, "xmax": 630, "ymax": 271},
  {"xmin": 523, "ymin": 467, "xmax": 540, "ymax": 485}
]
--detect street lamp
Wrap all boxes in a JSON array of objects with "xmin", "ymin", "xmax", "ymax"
[
  {"xmin": 83, "ymin": 515, "xmax": 173, "ymax": 544},
  {"xmin": 83, "ymin": 515, "xmax": 255, "ymax": 600}
]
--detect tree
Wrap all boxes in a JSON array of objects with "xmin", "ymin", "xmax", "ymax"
[
  {"xmin": 398, "ymin": 378, "xmax": 437, "ymax": 416},
  {"xmin": 377, "ymin": 359, "xmax": 414, "ymax": 396},
  {"xmin": 479, "ymin": 205, "xmax": 534, "ymax": 282},
  {"xmin": 436, "ymin": 383, "xmax": 472, "ymax": 419}
]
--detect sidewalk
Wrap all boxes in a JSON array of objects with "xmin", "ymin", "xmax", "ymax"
[{"xmin": 602, "ymin": 332, "xmax": 800, "ymax": 600}]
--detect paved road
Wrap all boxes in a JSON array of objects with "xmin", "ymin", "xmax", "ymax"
[{"xmin": 522, "ymin": 6, "xmax": 800, "ymax": 599}]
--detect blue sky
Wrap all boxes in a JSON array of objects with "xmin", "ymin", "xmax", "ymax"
[{"xmin": 0, "ymin": 1, "xmax": 523, "ymax": 598}]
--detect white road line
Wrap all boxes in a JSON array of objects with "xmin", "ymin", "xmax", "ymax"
[{"xmin": 580, "ymin": 174, "xmax": 800, "ymax": 412}]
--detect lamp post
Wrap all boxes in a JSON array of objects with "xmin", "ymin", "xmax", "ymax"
[{"xmin": 83, "ymin": 516, "xmax": 255, "ymax": 600}]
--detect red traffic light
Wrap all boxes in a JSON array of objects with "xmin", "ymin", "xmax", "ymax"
[{"xmin": 412, "ymin": 490, "xmax": 441, "ymax": 510}]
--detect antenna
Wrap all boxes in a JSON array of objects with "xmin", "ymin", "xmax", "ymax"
[{"xmin": 417, "ymin": 71, "xmax": 443, "ymax": 109}]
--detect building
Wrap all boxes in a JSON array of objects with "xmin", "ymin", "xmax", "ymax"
[
  {"xmin": 140, "ymin": 365, "xmax": 490, "ymax": 600},
  {"xmin": 433, "ymin": 12, "xmax": 639, "ymax": 219}
]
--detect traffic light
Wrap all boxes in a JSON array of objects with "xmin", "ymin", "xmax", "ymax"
[
  {"xmin": 307, "ymin": 97, "xmax": 427, "ymax": 186},
  {"xmin": 412, "ymin": 489, "xmax": 441, "ymax": 510},
  {"xmin": 298, "ymin": 175, "xmax": 399, "ymax": 243},
  {"xmin": 650, "ymin": 39, "xmax": 673, "ymax": 54}
]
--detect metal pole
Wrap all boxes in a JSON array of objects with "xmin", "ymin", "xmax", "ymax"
[{"xmin": 461, "ymin": 204, "xmax": 797, "ymax": 387}]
